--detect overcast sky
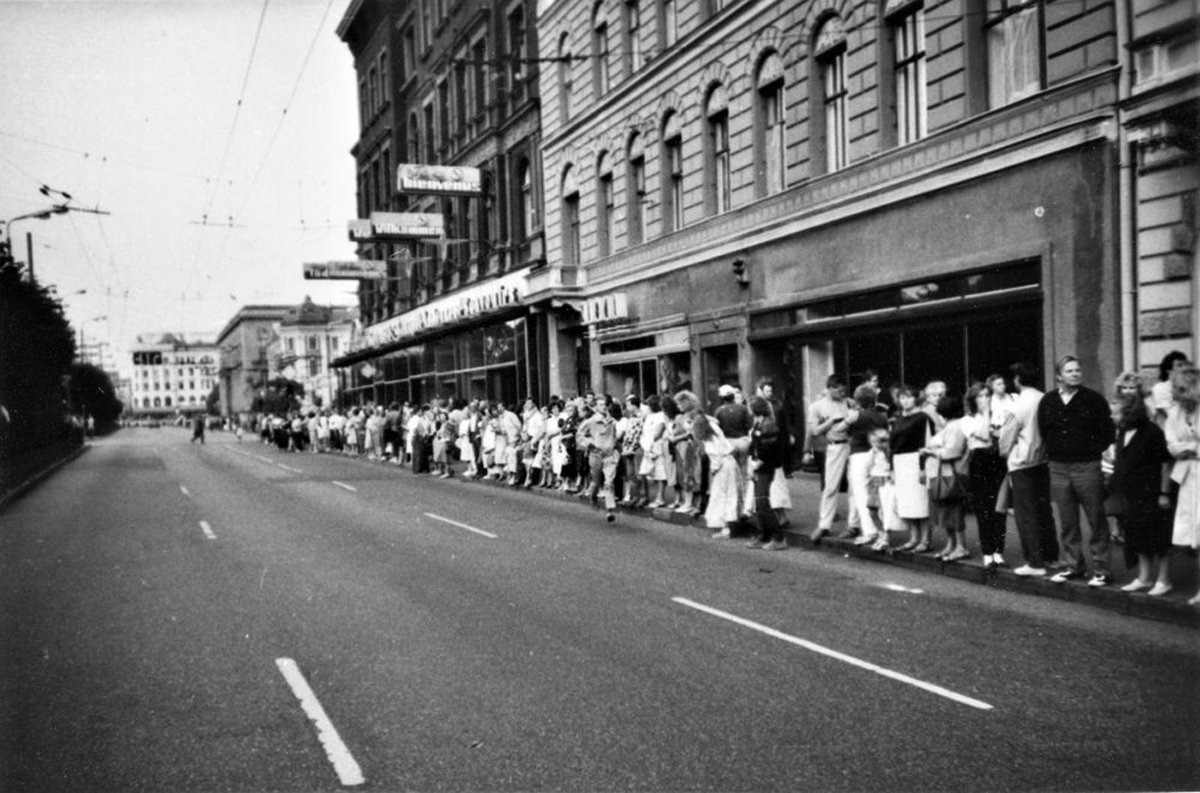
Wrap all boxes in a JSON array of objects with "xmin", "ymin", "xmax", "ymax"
[{"xmin": 0, "ymin": 0, "xmax": 360, "ymax": 376}]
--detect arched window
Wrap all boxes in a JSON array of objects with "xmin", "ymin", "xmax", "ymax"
[
  {"xmin": 660, "ymin": 110, "xmax": 683, "ymax": 233},
  {"xmin": 596, "ymin": 151, "xmax": 614, "ymax": 257},
  {"xmin": 561, "ymin": 165, "xmax": 581, "ymax": 265},
  {"xmin": 626, "ymin": 131, "xmax": 647, "ymax": 245},
  {"xmin": 705, "ymin": 84, "xmax": 731, "ymax": 215},
  {"xmin": 558, "ymin": 32, "xmax": 573, "ymax": 122},
  {"xmin": 755, "ymin": 51, "xmax": 786, "ymax": 196},
  {"xmin": 811, "ymin": 15, "xmax": 848, "ymax": 174},
  {"xmin": 592, "ymin": 3, "xmax": 610, "ymax": 97}
]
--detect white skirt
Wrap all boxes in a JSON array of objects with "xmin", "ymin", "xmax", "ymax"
[{"xmin": 892, "ymin": 452, "xmax": 929, "ymax": 519}]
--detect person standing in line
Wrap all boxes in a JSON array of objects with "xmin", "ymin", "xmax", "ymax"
[
  {"xmin": 845, "ymin": 384, "xmax": 889, "ymax": 545},
  {"xmin": 964, "ymin": 382, "xmax": 1009, "ymax": 567},
  {"xmin": 579, "ymin": 398, "xmax": 622, "ymax": 522},
  {"xmin": 637, "ymin": 394, "xmax": 668, "ymax": 507},
  {"xmin": 809, "ymin": 375, "xmax": 858, "ymax": 542},
  {"xmin": 692, "ymin": 409, "xmax": 739, "ymax": 537},
  {"xmin": 757, "ymin": 377, "xmax": 794, "ymax": 529},
  {"xmin": 620, "ymin": 395, "xmax": 645, "ymax": 505},
  {"xmin": 1106, "ymin": 393, "xmax": 1174, "ymax": 595},
  {"xmin": 890, "ymin": 384, "xmax": 934, "ymax": 551},
  {"xmin": 1152, "ymin": 350, "xmax": 1190, "ymax": 426},
  {"xmin": 922, "ymin": 380, "xmax": 948, "ymax": 433},
  {"xmin": 1038, "ymin": 355, "xmax": 1116, "ymax": 587},
  {"xmin": 1164, "ymin": 365, "xmax": 1200, "ymax": 606},
  {"xmin": 745, "ymin": 396, "xmax": 789, "ymax": 550},
  {"xmin": 923, "ymin": 392, "xmax": 971, "ymax": 561},
  {"xmin": 999, "ymin": 362, "xmax": 1060, "ymax": 576},
  {"xmin": 715, "ymin": 384, "xmax": 753, "ymax": 517}
]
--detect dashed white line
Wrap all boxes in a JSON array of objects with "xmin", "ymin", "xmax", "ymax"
[
  {"xmin": 278, "ymin": 464, "xmax": 303, "ymax": 474},
  {"xmin": 255, "ymin": 455, "xmax": 273, "ymax": 463},
  {"xmin": 199, "ymin": 521, "xmax": 216, "ymax": 540},
  {"xmin": 672, "ymin": 597, "xmax": 993, "ymax": 711},
  {"xmin": 332, "ymin": 481, "xmax": 357, "ymax": 492},
  {"xmin": 180, "ymin": 485, "xmax": 191, "ymax": 497},
  {"xmin": 880, "ymin": 583, "xmax": 925, "ymax": 594},
  {"xmin": 423, "ymin": 512, "xmax": 497, "ymax": 539},
  {"xmin": 275, "ymin": 657, "xmax": 365, "ymax": 787}
]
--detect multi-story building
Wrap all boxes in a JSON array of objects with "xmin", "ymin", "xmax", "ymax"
[
  {"xmin": 269, "ymin": 297, "xmax": 357, "ymax": 409},
  {"xmin": 1123, "ymin": 0, "xmax": 1198, "ymax": 370},
  {"xmin": 534, "ymin": 0, "xmax": 1194, "ymax": 415},
  {"xmin": 334, "ymin": 0, "xmax": 577, "ymax": 408},
  {"xmin": 129, "ymin": 334, "xmax": 219, "ymax": 415},
  {"xmin": 215, "ymin": 305, "xmax": 290, "ymax": 419}
]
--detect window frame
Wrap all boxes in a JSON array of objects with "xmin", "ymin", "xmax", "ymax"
[{"xmin": 985, "ymin": 0, "xmax": 1045, "ymax": 108}]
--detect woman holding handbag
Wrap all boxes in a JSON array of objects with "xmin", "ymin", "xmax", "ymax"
[
  {"xmin": 890, "ymin": 385, "xmax": 935, "ymax": 552},
  {"xmin": 964, "ymin": 382, "xmax": 1009, "ymax": 567},
  {"xmin": 922, "ymin": 392, "xmax": 971, "ymax": 561}
]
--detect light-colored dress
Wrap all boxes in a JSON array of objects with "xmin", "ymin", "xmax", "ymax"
[
  {"xmin": 1165, "ymin": 404, "xmax": 1200, "ymax": 548},
  {"xmin": 702, "ymin": 420, "xmax": 740, "ymax": 529}
]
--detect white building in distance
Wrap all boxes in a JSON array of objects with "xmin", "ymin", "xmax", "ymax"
[{"xmin": 129, "ymin": 334, "xmax": 219, "ymax": 416}]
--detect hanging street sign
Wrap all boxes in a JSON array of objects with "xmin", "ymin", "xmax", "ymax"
[
  {"xmin": 303, "ymin": 260, "xmax": 388, "ymax": 280},
  {"xmin": 347, "ymin": 212, "xmax": 445, "ymax": 242},
  {"xmin": 396, "ymin": 164, "xmax": 482, "ymax": 196}
]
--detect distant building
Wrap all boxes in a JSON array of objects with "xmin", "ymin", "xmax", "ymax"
[
  {"xmin": 215, "ymin": 305, "xmax": 290, "ymax": 419},
  {"xmin": 269, "ymin": 297, "xmax": 356, "ymax": 409},
  {"xmin": 129, "ymin": 334, "xmax": 219, "ymax": 415}
]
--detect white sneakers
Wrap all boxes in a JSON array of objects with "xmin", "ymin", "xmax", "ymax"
[{"xmin": 1014, "ymin": 564, "xmax": 1047, "ymax": 577}]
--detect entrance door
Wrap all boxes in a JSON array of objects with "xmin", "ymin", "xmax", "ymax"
[{"xmin": 702, "ymin": 344, "xmax": 739, "ymax": 410}]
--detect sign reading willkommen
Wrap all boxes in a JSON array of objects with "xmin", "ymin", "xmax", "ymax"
[
  {"xmin": 396, "ymin": 165, "xmax": 482, "ymax": 196},
  {"xmin": 347, "ymin": 212, "xmax": 445, "ymax": 242},
  {"xmin": 303, "ymin": 261, "xmax": 387, "ymax": 280}
]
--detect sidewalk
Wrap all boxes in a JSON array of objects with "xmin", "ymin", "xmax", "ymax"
[{"xmin": 427, "ymin": 455, "xmax": 1200, "ymax": 629}]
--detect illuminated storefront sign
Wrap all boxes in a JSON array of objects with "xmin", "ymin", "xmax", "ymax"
[
  {"xmin": 395, "ymin": 164, "xmax": 483, "ymax": 196},
  {"xmin": 352, "ymin": 269, "xmax": 527, "ymax": 352}
]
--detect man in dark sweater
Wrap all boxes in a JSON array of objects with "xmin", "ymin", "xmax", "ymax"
[{"xmin": 1037, "ymin": 355, "xmax": 1116, "ymax": 586}]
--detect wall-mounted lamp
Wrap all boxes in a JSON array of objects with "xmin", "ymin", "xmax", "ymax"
[{"xmin": 731, "ymin": 257, "xmax": 749, "ymax": 287}]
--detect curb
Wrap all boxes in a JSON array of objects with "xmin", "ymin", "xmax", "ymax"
[
  {"xmin": 0, "ymin": 444, "xmax": 89, "ymax": 511},
  {"xmin": 443, "ymin": 465, "xmax": 1200, "ymax": 630}
]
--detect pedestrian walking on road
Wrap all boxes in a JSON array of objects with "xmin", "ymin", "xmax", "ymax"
[
  {"xmin": 579, "ymin": 398, "xmax": 621, "ymax": 522},
  {"xmin": 191, "ymin": 414, "xmax": 205, "ymax": 444}
]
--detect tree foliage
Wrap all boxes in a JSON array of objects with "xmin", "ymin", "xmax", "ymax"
[
  {"xmin": 0, "ymin": 260, "xmax": 79, "ymax": 457},
  {"xmin": 251, "ymin": 377, "xmax": 304, "ymax": 416},
  {"xmin": 69, "ymin": 362, "xmax": 123, "ymax": 432}
]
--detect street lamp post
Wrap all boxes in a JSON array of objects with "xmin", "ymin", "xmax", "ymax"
[
  {"xmin": 78, "ymin": 315, "xmax": 108, "ymax": 365},
  {"xmin": 2, "ymin": 203, "xmax": 111, "ymax": 282}
]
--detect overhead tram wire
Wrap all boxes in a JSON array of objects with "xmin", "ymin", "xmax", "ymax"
[{"xmin": 182, "ymin": 0, "xmax": 272, "ymax": 301}]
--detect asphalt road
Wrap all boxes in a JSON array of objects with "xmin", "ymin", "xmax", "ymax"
[{"xmin": 2, "ymin": 428, "xmax": 1198, "ymax": 792}]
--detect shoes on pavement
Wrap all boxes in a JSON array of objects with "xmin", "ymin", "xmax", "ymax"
[
  {"xmin": 745, "ymin": 539, "xmax": 766, "ymax": 549},
  {"xmin": 1147, "ymin": 582, "xmax": 1172, "ymax": 597},
  {"xmin": 942, "ymin": 550, "xmax": 970, "ymax": 562},
  {"xmin": 647, "ymin": 500, "xmax": 665, "ymax": 509},
  {"xmin": 764, "ymin": 540, "xmax": 788, "ymax": 551},
  {"xmin": 852, "ymin": 534, "xmax": 878, "ymax": 546},
  {"xmin": 911, "ymin": 543, "xmax": 930, "ymax": 553},
  {"xmin": 1087, "ymin": 573, "xmax": 1111, "ymax": 588},
  {"xmin": 838, "ymin": 528, "xmax": 860, "ymax": 540},
  {"xmin": 1188, "ymin": 593, "xmax": 1200, "ymax": 606},
  {"xmin": 811, "ymin": 527, "xmax": 830, "ymax": 542},
  {"xmin": 1120, "ymin": 579, "xmax": 1152, "ymax": 593},
  {"xmin": 712, "ymin": 527, "xmax": 732, "ymax": 539},
  {"xmin": 871, "ymin": 540, "xmax": 890, "ymax": 552},
  {"xmin": 899, "ymin": 540, "xmax": 918, "ymax": 551},
  {"xmin": 1051, "ymin": 569, "xmax": 1084, "ymax": 584},
  {"xmin": 605, "ymin": 510, "xmax": 616, "ymax": 523},
  {"xmin": 1014, "ymin": 565, "xmax": 1047, "ymax": 577}
]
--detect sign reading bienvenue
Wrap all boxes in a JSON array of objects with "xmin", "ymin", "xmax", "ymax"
[
  {"xmin": 353, "ymin": 269, "xmax": 526, "ymax": 352},
  {"xmin": 303, "ymin": 260, "xmax": 387, "ymax": 280},
  {"xmin": 396, "ymin": 164, "xmax": 483, "ymax": 196},
  {"xmin": 347, "ymin": 212, "xmax": 445, "ymax": 242}
]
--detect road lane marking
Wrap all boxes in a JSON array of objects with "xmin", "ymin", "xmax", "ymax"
[
  {"xmin": 332, "ymin": 481, "xmax": 357, "ymax": 492},
  {"xmin": 423, "ymin": 512, "xmax": 497, "ymax": 539},
  {"xmin": 881, "ymin": 583, "xmax": 925, "ymax": 594},
  {"xmin": 278, "ymin": 464, "xmax": 303, "ymax": 474},
  {"xmin": 274, "ymin": 658, "xmax": 365, "ymax": 787},
  {"xmin": 255, "ymin": 455, "xmax": 273, "ymax": 463},
  {"xmin": 199, "ymin": 521, "xmax": 216, "ymax": 540},
  {"xmin": 672, "ymin": 597, "xmax": 993, "ymax": 711},
  {"xmin": 180, "ymin": 485, "xmax": 191, "ymax": 497}
]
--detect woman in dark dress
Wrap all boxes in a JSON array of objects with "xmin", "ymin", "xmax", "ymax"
[
  {"xmin": 1108, "ymin": 393, "xmax": 1174, "ymax": 595},
  {"xmin": 746, "ymin": 396, "xmax": 788, "ymax": 550}
]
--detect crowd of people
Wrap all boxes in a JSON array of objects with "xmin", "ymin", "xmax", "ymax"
[{"xmin": 233, "ymin": 349, "xmax": 1200, "ymax": 607}]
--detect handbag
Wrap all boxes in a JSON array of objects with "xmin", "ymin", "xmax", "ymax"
[
  {"xmin": 928, "ymin": 459, "xmax": 966, "ymax": 502},
  {"xmin": 879, "ymin": 482, "xmax": 904, "ymax": 531}
]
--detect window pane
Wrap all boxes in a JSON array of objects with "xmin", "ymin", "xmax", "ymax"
[{"xmin": 988, "ymin": 5, "xmax": 1041, "ymax": 107}]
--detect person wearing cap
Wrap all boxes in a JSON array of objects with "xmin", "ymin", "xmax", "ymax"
[
  {"xmin": 809, "ymin": 374, "xmax": 860, "ymax": 541},
  {"xmin": 716, "ymin": 384, "xmax": 753, "ymax": 516}
]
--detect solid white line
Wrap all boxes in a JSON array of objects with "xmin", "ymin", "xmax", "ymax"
[
  {"xmin": 423, "ymin": 512, "xmax": 497, "ymax": 539},
  {"xmin": 274, "ymin": 657, "xmax": 365, "ymax": 787},
  {"xmin": 199, "ymin": 521, "xmax": 216, "ymax": 540},
  {"xmin": 332, "ymin": 481, "xmax": 357, "ymax": 492},
  {"xmin": 672, "ymin": 597, "xmax": 993, "ymax": 711},
  {"xmin": 180, "ymin": 485, "xmax": 191, "ymax": 497}
]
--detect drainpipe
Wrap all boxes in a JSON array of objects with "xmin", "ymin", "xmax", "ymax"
[{"xmin": 1116, "ymin": 0, "xmax": 1136, "ymax": 372}]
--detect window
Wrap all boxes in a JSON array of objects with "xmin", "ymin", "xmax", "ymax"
[
  {"xmin": 368, "ymin": 66, "xmax": 379, "ymax": 114},
  {"xmin": 382, "ymin": 145, "xmax": 391, "ymax": 208},
  {"xmin": 438, "ymin": 80, "xmax": 450, "ymax": 150},
  {"xmin": 558, "ymin": 33, "xmax": 573, "ymax": 122},
  {"xmin": 421, "ymin": 0, "xmax": 433, "ymax": 49},
  {"xmin": 402, "ymin": 27, "xmax": 415, "ymax": 82},
  {"xmin": 378, "ymin": 51, "xmax": 389, "ymax": 104},
  {"xmin": 517, "ymin": 158, "xmax": 537, "ymax": 239},
  {"xmin": 625, "ymin": 0, "xmax": 644, "ymax": 73},
  {"xmin": 814, "ymin": 16, "xmax": 848, "ymax": 173},
  {"xmin": 508, "ymin": 8, "xmax": 527, "ymax": 105},
  {"xmin": 755, "ymin": 52, "xmax": 786, "ymax": 197},
  {"xmin": 660, "ymin": 0, "xmax": 678, "ymax": 48},
  {"xmin": 706, "ymin": 85, "xmax": 731, "ymax": 215},
  {"xmin": 597, "ymin": 151, "xmax": 614, "ymax": 256},
  {"xmin": 424, "ymin": 102, "xmax": 436, "ymax": 163},
  {"xmin": 408, "ymin": 114, "xmax": 421, "ymax": 163},
  {"xmin": 562, "ymin": 166, "xmax": 581, "ymax": 266},
  {"xmin": 332, "ymin": 337, "xmax": 340, "ymax": 352},
  {"xmin": 309, "ymin": 357, "xmax": 319, "ymax": 377},
  {"xmin": 593, "ymin": 4, "xmax": 610, "ymax": 97},
  {"xmin": 454, "ymin": 53, "xmax": 468, "ymax": 136},
  {"xmin": 472, "ymin": 39, "xmax": 487, "ymax": 127},
  {"xmin": 287, "ymin": 337, "xmax": 296, "ymax": 352},
  {"xmin": 627, "ymin": 132, "xmax": 647, "ymax": 245},
  {"xmin": 986, "ymin": 0, "xmax": 1043, "ymax": 108},
  {"xmin": 661, "ymin": 111, "xmax": 684, "ymax": 233},
  {"xmin": 358, "ymin": 79, "xmax": 368, "ymax": 127},
  {"xmin": 892, "ymin": 4, "xmax": 926, "ymax": 144}
]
